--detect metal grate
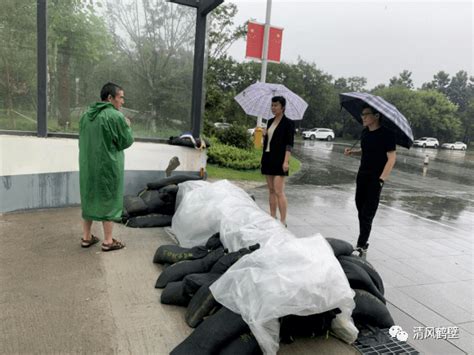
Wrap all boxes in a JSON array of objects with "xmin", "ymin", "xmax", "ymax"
[{"xmin": 354, "ymin": 327, "xmax": 419, "ymax": 355}]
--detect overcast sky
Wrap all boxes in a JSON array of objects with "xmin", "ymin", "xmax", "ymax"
[{"xmin": 227, "ymin": 0, "xmax": 473, "ymax": 89}]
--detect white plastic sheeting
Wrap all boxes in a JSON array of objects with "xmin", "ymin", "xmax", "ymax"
[
  {"xmin": 210, "ymin": 235, "xmax": 356, "ymax": 354},
  {"xmin": 171, "ymin": 179, "xmax": 357, "ymax": 354}
]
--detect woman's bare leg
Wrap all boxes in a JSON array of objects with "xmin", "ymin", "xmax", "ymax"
[
  {"xmin": 273, "ymin": 176, "xmax": 287, "ymax": 225},
  {"xmin": 265, "ymin": 175, "xmax": 277, "ymax": 218}
]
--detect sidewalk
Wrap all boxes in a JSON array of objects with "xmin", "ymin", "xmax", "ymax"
[{"xmin": 0, "ymin": 182, "xmax": 472, "ymax": 354}]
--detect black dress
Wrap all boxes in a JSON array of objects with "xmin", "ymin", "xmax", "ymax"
[{"xmin": 261, "ymin": 115, "xmax": 295, "ymax": 176}]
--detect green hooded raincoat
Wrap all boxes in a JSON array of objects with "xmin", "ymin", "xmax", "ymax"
[{"xmin": 79, "ymin": 102, "xmax": 134, "ymax": 221}]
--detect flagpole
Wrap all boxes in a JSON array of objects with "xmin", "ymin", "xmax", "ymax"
[{"xmin": 254, "ymin": 0, "xmax": 272, "ymax": 147}]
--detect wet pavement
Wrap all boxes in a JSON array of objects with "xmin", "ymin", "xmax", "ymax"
[
  {"xmin": 0, "ymin": 140, "xmax": 471, "ymax": 354},
  {"xmin": 250, "ymin": 140, "xmax": 473, "ymax": 354}
]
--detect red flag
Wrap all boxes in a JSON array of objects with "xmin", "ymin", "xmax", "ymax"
[
  {"xmin": 245, "ymin": 22, "xmax": 264, "ymax": 60},
  {"xmin": 245, "ymin": 21, "xmax": 284, "ymax": 63},
  {"xmin": 268, "ymin": 27, "xmax": 283, "ymax": 63}
]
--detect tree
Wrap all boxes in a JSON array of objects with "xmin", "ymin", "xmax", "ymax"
[
  {"xmin": 446, "ymin": 70, "xmax": 471, "ymax": 112},
  {"xmin": 389, "ymin": 70, "xmax": 414, "ymax": 89},
  {"xmin": 0, "ymin": 0, "xmax": 36, "ymax": 128},
  {"xmin": 373, "ymin": 86, "xmax": 461, "ymax": 141},
  {"xmin": 422, "ymin": 70, "xmax": 450, "ymax": 95},
  {"xmin": 207, "ymin": 3, "xmax": 246, "ymax": 60}
]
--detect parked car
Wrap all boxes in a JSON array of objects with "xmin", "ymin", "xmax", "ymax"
[
  {"xmin": 413, "ymin": 137, "xmax": 439, "ymax": 148},
  {"xmin": 302, "ymin": 128, "xmax": 335, "ymax": 141},
  {"xmin": 441, "ymin": 141, "xmax": 467, "ymax": 150},
  {"xmin": 214, "ymin": 122, "xmax": 232, "ymax": 129},
  {"xmin": 247, "ymin": 119, "xmax": 268, "ymax": 136}
]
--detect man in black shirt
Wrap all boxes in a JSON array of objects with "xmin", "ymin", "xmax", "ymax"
[{"xmin": 344, "ymin": 104, "xmax": 397, "ymax": 258}]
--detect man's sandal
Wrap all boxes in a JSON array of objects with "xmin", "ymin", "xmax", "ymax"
[
  {"xmin": 101, "ymin": 239, "xmax": 126, "ymax": 252},
  {"xmin": 81, "ymin": 235, "xmax": 100, "ymax": 248}
]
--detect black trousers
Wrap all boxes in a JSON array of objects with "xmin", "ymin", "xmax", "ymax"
[{"xmin": 355, "ymin": 173, "xmax": 383, "ymax": 248}]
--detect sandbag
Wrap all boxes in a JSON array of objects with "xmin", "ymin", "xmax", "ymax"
[
  {"xmin": 183, "ymin": 273, "xmax": 222, "ymax": 297},
  {"xmin": 155, "ymin": 248, "xmax": 225, "ymax": 288},
  {"xmin": 205, "ymin": 233, "xmax": 223, "ymax": 250},
  {"xmin": 153, "ymin": 245, "xmax": 210, "ymax": 264},
  {"xmin": 159, "ymin": 184, "xmax": 179, "ymax": 195},
  {"xmin": 147, "ymin": 174, "xmax": 202, "ymax": 190},
  {"xmin": 171, "ymin": 307, "xmax": 249, "ymax": 355},
  {"xmin": 219, "ymin": 333, "xmax": 262, "ymax": 355},
  {"xmin": 338, "ymin": 255, "xmax": 384, "ymax": 295},
  {"xmin": 139, "ymin": 189, "xmax": 166, "ymax": 212},
  {"xmin": 160, "ymin": 281, "xmax": 191, "ymax": 307},
  {"xmin": 126, "ymin": 214, "xmax": 173, "ymax": 228},
  {"xmin": 279, "ymin": 309, "xmax": 340, "ymax": 344},
  {"xmin": 352, "ymin": 289, "xmax": 394, "ymax": 329},
  {"xmin": 123, "ymin": 195, "xmax": 148, "ymax": 216},
  {"xmin": 325, "ymin": 238, "xmax": 354, "ymax": 257},
  {"xmin": 210, "ymin": 244, "xmax": 260, "ymax": 275},
  {"xmin": 185, "ymin": 285, "xmax": 220, "ymax": 328},
  {"xmin": 339, "ymin": 259, "xmax": 386, "ymax": 304}
]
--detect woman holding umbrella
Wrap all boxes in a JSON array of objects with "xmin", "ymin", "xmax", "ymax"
[{"xmin": 261, "ymin": 96, "xmax": 295, "ymax": 227}]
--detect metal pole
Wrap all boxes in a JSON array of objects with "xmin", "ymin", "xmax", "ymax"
[
  {"xmin": 253, "ymin": 0, "xmax": 272, "ymax": 147},
  {"xmin": 190, "ymin": 12, "xmax": 207, "ymax": 138},
  {"xmin": 37, "ymin": 0, "xmax": 47, "ymax": 137}
]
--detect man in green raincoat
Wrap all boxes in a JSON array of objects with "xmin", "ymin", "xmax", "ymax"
[{"xmin": 79, "ymin": 82, "xmax": 134, "ymax": 251}]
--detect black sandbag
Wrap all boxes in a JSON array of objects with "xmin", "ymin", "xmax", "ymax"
[
  {"xmin": 160, "ymin": 281, "xmax": 191, "ymax": 307},
  {"xmin": 185, "ymin": 285, "xmax": 220, "ymax": 328},
  {"xmin": 155, "ymin": 248, "xmax": 225, "ymax": 288},
  {"xmin": 339, "ymin": 259, "xmax": 386, "ymax": 304},
  {"xmin": 158, "ymin": 191, "xmax": 176, "ymax": 204},
  {"xmin": 219, "ymin": 333, "xmax": 262, "ymax": 355},
  {"xmin": 352, "ymin": 289, "xmax": 394, "ymax": 329},
  {"xmin": 325, "ymin": 238, "xmax": 354, "ymax": 257},
  {"xmin": 139, "ymin": 189, "xmax": 166, "ymax": 212},
  {"xmin": 159, "ymin": 203, "xmax": 176, "ymax": 216},
  {"xmin": 279, "ymin": 309, "xmax": 340, "ymax": 344},
  {"xmin": 338, "ymin": 255, "xmax": 385, "ymax": 295},
  {"xmin": 171, "ymin": 307, "xmax": 249, "ymax": 355},
  {"xmin": 126, "ymin": 214, "xmax": 173, "ymax": 228},
  {"xmin": 159, "ymin": 184, "xmax": 179, "ymax": 194},
  {"xmin": 168, "ymin": 136, "xmax": 211, "ymax": 149},
  {"xmin": 153, "ymin": 245, "xmax": 210, "ymax": 264},
  {"xmin": 210, "ymin": 244, "xmax": 260, "ymax": 275},
  {"xmin": 147, "ymin": 174, "xmax": 202, "ymax": 190},
  {"xmin": 183, "ymin": 273, "xmax": 222, "ymax": 297},
  {"xmin": 123, "ymin": 195, "xmax": 148, "ymax": 216},
  {"xmin": 205, "ymin": 233, "xmax": 222, "ymax": 250}
]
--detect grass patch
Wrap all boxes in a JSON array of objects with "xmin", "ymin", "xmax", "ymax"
[{"xmin": 207, "ymin": 154, "xmax": 301, "ymax": 181}]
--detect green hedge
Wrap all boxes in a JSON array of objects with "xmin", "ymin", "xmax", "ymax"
[{"xmin": 208, "ymin": 141, "xmax": 261, "ymax": 170}]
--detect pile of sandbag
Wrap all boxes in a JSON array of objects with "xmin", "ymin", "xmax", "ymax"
[
  {"xmin": 326, "ymin": 238, "xmax": 394, "ymax": 331},
  {"xmin": 153, "ymin": 233, "xmax": 263, "ymax": 354},
  {"xmin": 121, "ymin": 174, "xmax": 203, "ymax": 228}
]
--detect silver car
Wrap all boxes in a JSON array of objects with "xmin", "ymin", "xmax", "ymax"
[{"xmin": 441, "ymin": 141, "xmax": 467, "ymax": 150}]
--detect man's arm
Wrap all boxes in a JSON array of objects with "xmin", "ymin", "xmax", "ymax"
[
  {"xmin": 380, "ymin": 150, "xmax": 396, "ymax": 181},
  {"xmin": 344, "ymin": 147, "xmax": 362, "ymax": 156}
]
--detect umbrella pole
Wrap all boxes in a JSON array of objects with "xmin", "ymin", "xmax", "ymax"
[{"xmin": 254, "ymin": 0, "xmax": 272, "ymax": 149}]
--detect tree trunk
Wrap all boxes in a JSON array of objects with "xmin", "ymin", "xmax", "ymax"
[{"xmin": 58, "ymin": 48, "xmax": 70, "ymax": 128}]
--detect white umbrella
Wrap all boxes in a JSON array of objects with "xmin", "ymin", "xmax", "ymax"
[{"xmin": 234, "ymin": 82, "xmax": 308, "ymax": 120}]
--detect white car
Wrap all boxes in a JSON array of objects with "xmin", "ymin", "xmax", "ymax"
[
  {"xmin": 214, "ymin": 122, "xmax": 232, "ymax": 129},
  {"xmin": 413, "ymin": 137, "xmax": 439, "ymax": 148},
  {"xmin": 441, "ymin": 141, "xmax": 467, "ymax": 150},
  {"xmin": 302, "ymin": 128, "xmax": 335, "ymax": 141}
]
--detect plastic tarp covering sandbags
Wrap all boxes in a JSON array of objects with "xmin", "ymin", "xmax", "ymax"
[
  {"xmin": 172, "ymin": 180, "xmax": 270, "ymax": 248},
  {"xmin": 210, "ymin": 234, "xmax": 356, "ymax": 355},
  {"xmin": 175, "ymin": 180, "xmax": 210, "ymax": 210}
]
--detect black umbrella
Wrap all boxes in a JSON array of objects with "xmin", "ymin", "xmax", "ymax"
[{"xmin": 340, "ymin": 92, "xmax": 414, "ymax": 148}]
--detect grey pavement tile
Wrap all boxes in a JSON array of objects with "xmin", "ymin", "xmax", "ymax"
[
  {"xmin": 368, "ymin": 261, "xmax": 418, "ymax": 287},
  {"xmin": 433, "ymin": 239, "xmax": 474, "ymax": 255},
  {"xmin": 373, "ymin": 258, "xmax": 440, "ymax": 285},
  {"xmin": 372, "ymin": 238, "xmax": 430, "ymax": 260},
  {"xmin": 387, "ymin": 304, "xmax": 466, "ymax": 355},
  {"xmin": 385, "ymin": 287, "xmax": 459, "ymax": 327},
  {"xmin": 418, "ymin": 282, "xmax": 473, "ymax": 313},
  {"xmin": 397, "ymin": 257, "xmax": 464, "ymax": 283},
  {"xmin": 458, "ymin": 321, "xmax": 474, "ymax": 335},
  {"xmin": 398, "ymin": 284, "xmax": 472, "ymax": 324},
  {"xmin": 447, "ymin": 332, "xmax": 473, "ymax": 355}
]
